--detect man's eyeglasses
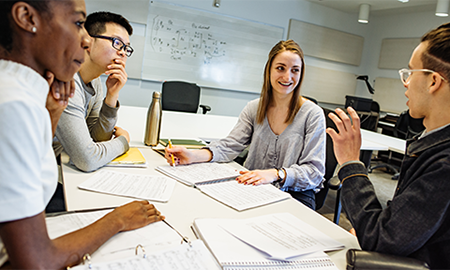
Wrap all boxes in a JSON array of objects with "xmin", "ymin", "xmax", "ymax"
[
  {"xmin": 398, "ymin": 68, "xmax": 447, "ymax": 84},
  {"xmin": 91, "ymin": 35, "xmax": 134, "ymax": 57}
]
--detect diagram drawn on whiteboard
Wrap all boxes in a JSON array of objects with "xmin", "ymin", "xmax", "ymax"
[{"xmin": 150, "ymin": 16, "xmax": 227, "ymax": 65}]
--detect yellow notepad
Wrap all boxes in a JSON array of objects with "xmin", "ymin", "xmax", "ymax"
[{"xmin": 106, "ymin": 148, "xmax": 147, "ymax": 168}]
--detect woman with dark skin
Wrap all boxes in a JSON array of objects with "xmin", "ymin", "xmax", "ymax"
[{"xmin": 0, "ymin": 1, "xmax": 164, "ymax": 268}]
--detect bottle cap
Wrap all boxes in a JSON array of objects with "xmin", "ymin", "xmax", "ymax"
[{"xmin": 153, "ymin": 91, "xmax": 161, "ymax": 99}]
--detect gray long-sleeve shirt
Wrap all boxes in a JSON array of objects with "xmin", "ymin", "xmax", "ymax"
[
  {"xmin": 207, "ymin": 99, "xmax": 326, "ymax": 191},
  {"xmin": 53, "ymin": 73, "xmax": 129, "ymax": 172}
]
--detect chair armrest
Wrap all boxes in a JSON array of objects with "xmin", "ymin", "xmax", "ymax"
[
  {"xmin": 199, "ymin": 104, "xmax": 211, "ymax": 114},
  {"xmin": 328, "ymin": 176, "xmax": 342, "ymax": 190},
  {"xmin": 346, "ymin": 249, "xmax": 429, "ymax": 270}
]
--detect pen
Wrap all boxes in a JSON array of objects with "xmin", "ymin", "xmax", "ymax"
[
  {"xmin": 168, "ymin": 139, "xmax": 176, "ymax": 167},
  {"xmin": 163, "ymin": 220, "xmax": 190, "ymax": 245}
]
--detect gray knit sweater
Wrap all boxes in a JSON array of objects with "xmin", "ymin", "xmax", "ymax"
[
  {"xmin": 52, "ymin": 72, "xmax": 129, "ymax": 172},
  {"xmin": 207, "ymin": 99, "xmax": 326, "ymax": 192}
]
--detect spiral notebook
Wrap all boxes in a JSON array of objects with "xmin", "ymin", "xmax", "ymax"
[
  {"xmin": 156, "ymin": 162, "xmax": 291, "ymax": 211},
  {"xmin": 192, "ymin": 213, "xmax": 341, "ymax": 269},
  {"xmin": 155, "ymin": 162, "xmax": 240, "ymax": 186}
]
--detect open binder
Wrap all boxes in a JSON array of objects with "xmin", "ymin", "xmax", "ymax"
[
  {"xmin": 71, "ymin": 239, "xmax": 220, "ymax": 270},
  {"xmin": 46, "ymin": 210, "xmax": 220, "ymax": 270}
]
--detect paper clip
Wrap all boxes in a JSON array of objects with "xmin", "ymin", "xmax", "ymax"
[{"xmin": 135, "ymin": 244, "xmax": 147, "ymax": 258}]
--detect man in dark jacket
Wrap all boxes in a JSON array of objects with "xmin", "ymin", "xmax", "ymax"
[{"xmin": 326, "ymin": 22, "xmax": 450, "ymax": 269}]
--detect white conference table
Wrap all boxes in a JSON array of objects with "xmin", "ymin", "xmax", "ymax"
[
  {"xmin": 117, "ymin": 105, "xmax": 389, "ymax": 151},
  {"xmin": 361, "ymin": 129, "xmax": 406, "ymax": 154},
  {"xmin": 116, "ymin": 106, "xmax": 240, "ymax": 147},
  {"xmin": 62, "ymin": 105, "xmax": 361, "ymax": 269}
]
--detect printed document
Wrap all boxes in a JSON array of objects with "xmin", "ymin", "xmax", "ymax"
[
  {"xmin": 198, "ymin": 180, "xmax": 291, "ymax": 211},
  {"xmin": 193, "ymin": 214, "xmax": 340, "ymax": 269},
  {"xmin": 78, "ymin": 170, "xmax": 176, "ymax": 202},
  {"xmin": 156, "ymin": 162, "xmax": 240, "ymax": 186},
  {"xmin": 221, "ymin": 212, "xmax": 344, "ymax": 260}
]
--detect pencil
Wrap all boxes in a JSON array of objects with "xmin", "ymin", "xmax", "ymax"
[{"xmin": 168, "ymin": 139, "xmax": 176, "ymax": 167}]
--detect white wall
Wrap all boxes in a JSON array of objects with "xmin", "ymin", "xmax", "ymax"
[
  {"xmin": 357, "ymin": 11, "xmax": 449, "ymax": 98},
  {"xmin": 90, "ymin": 0, "xmax": 449, "ymax": 116}
]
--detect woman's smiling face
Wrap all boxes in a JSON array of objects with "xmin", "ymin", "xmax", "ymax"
[{"xmin": 270, "ymin": 50, "xmax": 302, "ymax": 97}]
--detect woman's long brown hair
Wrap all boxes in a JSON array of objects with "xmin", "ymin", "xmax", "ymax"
[{"xmin": 256, "ymin": 40, "xmax": 305, "ymax": 124}]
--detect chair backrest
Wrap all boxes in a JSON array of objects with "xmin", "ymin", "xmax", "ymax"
[
  {"xmin": 161, "ymin": 81, "xmax": 201, "ymax": 113},
  {"xmin": 315, "ymin": 108, "xmax": 338, "ymax": 210},
  {"xmin": 360, "ymin": 101, "xmax": 380, "ymax": 132},
  {"xmin": 303, "ymin": 96, "xmax": 318, "ymax": 105},
  {"xmin": 370, "ymin": 101, "xmax": 380, "ymax": 113},
  {"xmin": 394, "ymin": 110, "xmax": 425, "ymax": 140}
]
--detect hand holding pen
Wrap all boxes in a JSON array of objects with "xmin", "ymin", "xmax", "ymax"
[
  {"xmin": 168, "ymin": 139, "xmax": 176, "ymax": 167},
  {"xmin": 164, "ymin": 145, "xmax": 208, "ymax": 166}
]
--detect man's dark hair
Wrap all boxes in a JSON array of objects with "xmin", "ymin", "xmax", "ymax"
[
  {"xmin": 85, "ymin": 11, "xmax": 133, "ymax": 37},
  {"xmin": 421, "ymin": 22, "xmax": 450, "ymax": 81},
  {"xmin": 0, "ymin": 1, "xmax": 51, "ymax": 52}
]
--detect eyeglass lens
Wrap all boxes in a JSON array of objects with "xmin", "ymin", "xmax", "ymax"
[
  {"xmin": 401, "ymin": 71, "xmax": 411, "ymax": 83},
  {"xmin": 112, "ymin": 38, "xmax": 133, "ymax": 56}
]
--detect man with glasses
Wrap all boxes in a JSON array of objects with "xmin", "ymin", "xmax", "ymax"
[
  {"xmin": 53, "ymin": 11, "xmax": 134, "ymax": 174},
  {"xmin": 326, "ymin": 23, "xmax": 450, "ymax": 268}
]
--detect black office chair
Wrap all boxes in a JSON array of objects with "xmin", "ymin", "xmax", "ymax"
[
  {"xmin": 360, "ymin": 101, "xmax": 380, "ymax": 132},
  {"xmin": 303, "ymin": 95, "xmax": 318, "ymax": 104},
  {"xmin": 161, "ymin": 81, "xmax": 211, "ymax": 114},
  {"xmin": 316, "ymin": 108, "xmax": 342, "ymax": 224},
  {"xmin": 393, "ymin": 110, "xmax": 425, "ymax": 140},
  {"xmin": 314, "ymin": 132, "xmax": 338, "ymax": 211},
  {"xmin": 369, "ymin": 110, "xmax": 424, "ymax": 179},
  {"xmin": 346, "ymin": 249, "xmax": 430, "ymax": 269}
]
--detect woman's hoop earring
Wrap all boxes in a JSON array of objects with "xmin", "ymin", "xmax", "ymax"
[{"xmin": 32, "ymin": 27, "xmax": 37, "ymax": 33}]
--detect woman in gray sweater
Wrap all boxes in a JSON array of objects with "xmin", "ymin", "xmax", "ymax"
[{"xmin": 165, "ymin": 40, "xmax": 326, "ymax": 209}]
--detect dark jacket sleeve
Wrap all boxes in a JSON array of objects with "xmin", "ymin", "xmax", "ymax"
[{"xmin": 339, "ymin": 161, "xmax": 450, "ymax": 257}]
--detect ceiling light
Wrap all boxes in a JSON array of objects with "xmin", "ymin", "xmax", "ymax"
[
  {"xmin": 436, "ymin": 0, "xmax": 449, "ymax": 17},
  {"xmin": 398, "ymin": 0, "xmax": 409, "ymax": 3},
  {"xmin": 358, "ymin": 4, "xmax": 370, "ymax": 24}
]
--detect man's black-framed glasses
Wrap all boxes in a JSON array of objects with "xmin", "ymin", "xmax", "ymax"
[{"xmin": 91, "ymin": 35, "xmax": 134, "ymax": 57}]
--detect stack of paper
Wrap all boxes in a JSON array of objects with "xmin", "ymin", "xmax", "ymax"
[{"xmin": 192, "ymin": 213, "xmax": 343, "ymax": 269}]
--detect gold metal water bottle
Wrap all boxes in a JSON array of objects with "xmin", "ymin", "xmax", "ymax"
[{"xmin": 144, "ymin": 91, "xmax": 162, "ymax": 146}]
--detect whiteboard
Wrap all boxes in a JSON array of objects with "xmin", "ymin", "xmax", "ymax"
[
  {"xmin": 301, "ymin": 65, "xmax": 357, "ymax": 104},
  {"xmin": 85, "ymin": 1, "xmax": 149, "ymax": 79},
  {"xmin": 288, "ymin": 19, "xmax": 364, "ymax": 66},
  {"xmin": 378, "ymin": 38, "xmax": 420, "ymax": 70},
  {"xmin": 373, "ymin": 77, "xmax": 408, "ymax": 114},
  {"xmin": 142, "ymin": 1, "xmax": 284, "ymax": 93},
  {"xmin": 86, "ymin": 0, "xmax": 149, "ymax": 24}
]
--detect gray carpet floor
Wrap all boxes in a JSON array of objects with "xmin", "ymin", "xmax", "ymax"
[{"xmin": 317, "ymin": 168, "xmax": 398, "ymax": 231}]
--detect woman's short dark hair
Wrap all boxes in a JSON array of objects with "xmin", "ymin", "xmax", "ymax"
[
  {"xmin": 0, "ymin": 1, "xmax": 51, "ymax": 52},
  {"xmin": 85, "ymin": 11, "xmax": 133, "ymax": 37}
]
